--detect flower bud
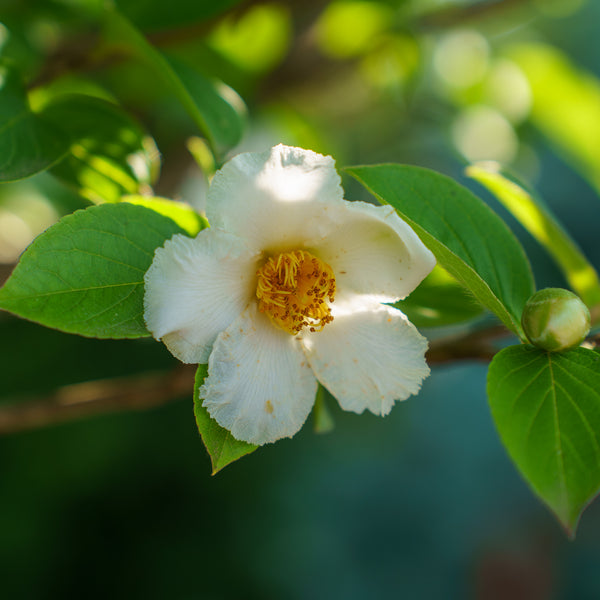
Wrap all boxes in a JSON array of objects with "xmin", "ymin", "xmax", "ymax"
[{"xmin": 521, "ymin": 288, "xmax": 591, "ymax": 352}]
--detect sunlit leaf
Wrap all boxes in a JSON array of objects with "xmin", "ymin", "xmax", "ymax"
[
  {"xmin": 193, "ymin": 364, "xmax": 257, "ymax": 474},
  {"xmin": 41, "ymin": 94, "xmax": 159, "ymax": 204},
  {"xmin": 186, "ymin": 136, "xmax": 216, "ymax": 180},
  {"xmin": 510, "ymin": 43, "xmax": 600, "ymax": 193},
  {"xmin": 488, "ymin": 344, "xmax": 600, "ymax": 536},
  {"xmin": 467, "ymin": 163, "xmax": 600, "ymax": 313},
  {"xmin": 347, "ymin": 164, "xmax": 535, "ymax": 338},
  {"xmin": 0, "ymin": 204, "xmax": 185, "ymax": 338},
  {"xmin": 124, "ymin": 195, "xmax": 208, "ymax": 236},
  {"xmin": 0, "ymin": 64, "xmax": 68, "ymax": 182}
]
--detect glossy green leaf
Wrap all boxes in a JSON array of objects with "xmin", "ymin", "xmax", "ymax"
[
  {"xmin": 347, "ymin": 164, "xmax": 535, "ymax": 338},
  {"xmin": 488, "ymin": 345, "xmax": 600, "ymax": 536},
  {"xmin": 0, "ymin": 203, "xmax": 185, "ymax": 338},
  {"xmin": 124, "ymin": 196, "xmax": 208, "ymax": 236},
  {"xmin": 41, "ymin": 94, "xmax": 159, "ymax": 204},
  {"xmin": 165, "ymin": 55, "xmax": 246, "ymax": 154},
  {"xmin": 193, "ymin": 364, "xmax": 257, "ymax": 474},
  {"xmin": 394, "ymin": 265, "xmax": 484, "ymax": 328},
  {"xmin": 103, "ymin": 10, "xmax": 246, "ymax": 155},
  {"xmin": 510, "ymin": 43, "xmax": 600, "ymax": 194},
  {"xmin": 467, "ymin": 164, "xmax": 600, "ymax": 312},
  {"xmin": 0, "ymin": 64, "xmax": 68, "ymax": 182}
]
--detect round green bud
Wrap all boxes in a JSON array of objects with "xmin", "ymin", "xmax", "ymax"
[{"xmin": 521, "ymin": 288, "xmax": 591, "ymax": 352}]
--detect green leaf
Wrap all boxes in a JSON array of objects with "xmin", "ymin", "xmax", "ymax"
[
  {"xmin": 124, "ymin": 196, "xmax": 208, "ymax": 236},
  {"xmin": 0, "ymin": 64, "xmax": 68, "ymax": 182},
  {"xmin": 312, "ymin": 385, "xmax": 335, "ymax": 434},
  {"xmin": 394, "ymin": 265, "xmax": 484, "ymax": 328},
  {"xmin": 347, "ymin": 164, "xmax": 535, "ymax": 338},
  {"xmin": 103, "ymin": 10, "xmax": 246, "ymax": 156},
  {"xmin": 488, "ymin": 344, "xmax": 600, "ymax": 536},
  {"xmin": 0, "ymin": 203, "xmax": 186, "ymax": 338},
  {"xmin": 165, "ymin": 56, "xmax": 246, "ymax": 154},
  {"xmin": 193, "ymin": 364, "xmax": 257, "ymax": 474},
  {"xmin": 467, "ymin": 164, "xmax": 600, "ymax": 313},
  {"xmin": 40, "ymin": 94, "xmax": 159, "ymax": 204},
  {"xmin": 509, "ymin": 43, "xmax": 600, "ymax": 195}
]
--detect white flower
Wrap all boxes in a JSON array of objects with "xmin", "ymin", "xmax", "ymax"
[{"xmin": 144, "ymin": 145, "xmax": 436, "ymax": 445}]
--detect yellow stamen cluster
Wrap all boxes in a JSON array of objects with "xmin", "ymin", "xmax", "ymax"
[{"xmin": 256, "ymin": 250, "xmax": 336, "ymax": 335}]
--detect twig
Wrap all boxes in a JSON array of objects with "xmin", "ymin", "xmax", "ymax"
[
  {"xmin": 426, "ymin": 324, "xmax": 510, "ymax": 363},
  {"xmin": 416, "ymin": 0, "xmax": 529, "ymax": 30},
  {"xmin": 0, "ymin": 324, "xmax": 510, "ymax": 435},
  {"xmin": 0, "ymin": 365, "xmax": 196, "ymax": 434}
]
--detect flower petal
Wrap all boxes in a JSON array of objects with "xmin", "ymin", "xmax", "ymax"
[
  {"xmin": 301, "ymin": 300, "xmax": 430, "ymax": 416},
  {"xmin": 200, "ymin": 305, "xmax": 318, "ymax": 445},
  {"xmin": 206, "ymin": 144, "xmax": 345, "ymax": 252},
  {"xmin": 144, "ymin": 229, "xmax": 259, "ymax": 364},
  {"xmin": 308, "ymin": 200, "xmax": 435, "ymax": 302}
]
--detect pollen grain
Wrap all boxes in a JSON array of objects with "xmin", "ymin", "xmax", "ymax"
[{"xmin": 256, "ymin": 250, "xmax": 336, "ymax": 335}]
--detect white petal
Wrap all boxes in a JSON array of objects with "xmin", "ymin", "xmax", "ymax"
[
  {"xmin": 144, "ymin": 229, "xmax": 259, "ymax": 364},
  {"xmin": 200, "ymin": 305, "xmax": 318, "ymax": 445},
  {"xmin": 301, "ymin": 300, "xmax": 430, "ymax": 416},
  {"xmin": 307, "ymin": 200, "xmax": 435, "ymax": 302},
  {"xmin": 206, "ymin": 144, "xmax": 345, "ymax": 252}
]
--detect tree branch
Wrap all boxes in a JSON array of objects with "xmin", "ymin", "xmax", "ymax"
[
  {"xmin": 0, "ymin": 324, "xmax": 511, "ymax": 435},
  {"xmin": 417, "ymin": 0, "xmax": 529, "ymax": 30},
  {"xmin": 0, "ymin": 365, "xmax": 196, "ymax": 434},
  {"xmin": 426, "ymin": 324, "xmax": 510, "ymax": 363}
]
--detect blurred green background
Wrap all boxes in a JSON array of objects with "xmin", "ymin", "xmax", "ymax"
[{"xmin": 2, "ymin": 0, "xmax": 600, "ymax": 597}]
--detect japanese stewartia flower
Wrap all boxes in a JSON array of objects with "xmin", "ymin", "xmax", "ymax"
[{"xmin": 144, "ymin": 145, "xmax": 436, "ymax": 445}]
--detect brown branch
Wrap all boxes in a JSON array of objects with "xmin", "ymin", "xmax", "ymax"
[
  {"xmin": 426, "ymin": 324, "xmax": 511, "ymax": 364},
  {"xmin": 0, "ymin": 324, "xmax": 510, "ymax": 435},
  {"xmin": 416, "ymin": 0, "xmax": 529, "ymax": 30},
  {"xmin": 0, "ymin": 365, "xmax": 196, "ymax": 435}
]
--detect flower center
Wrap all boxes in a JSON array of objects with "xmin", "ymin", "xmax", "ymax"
[{"xmin": 256, "ymin": 250, "xmax": 336, "ymax": 335}]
